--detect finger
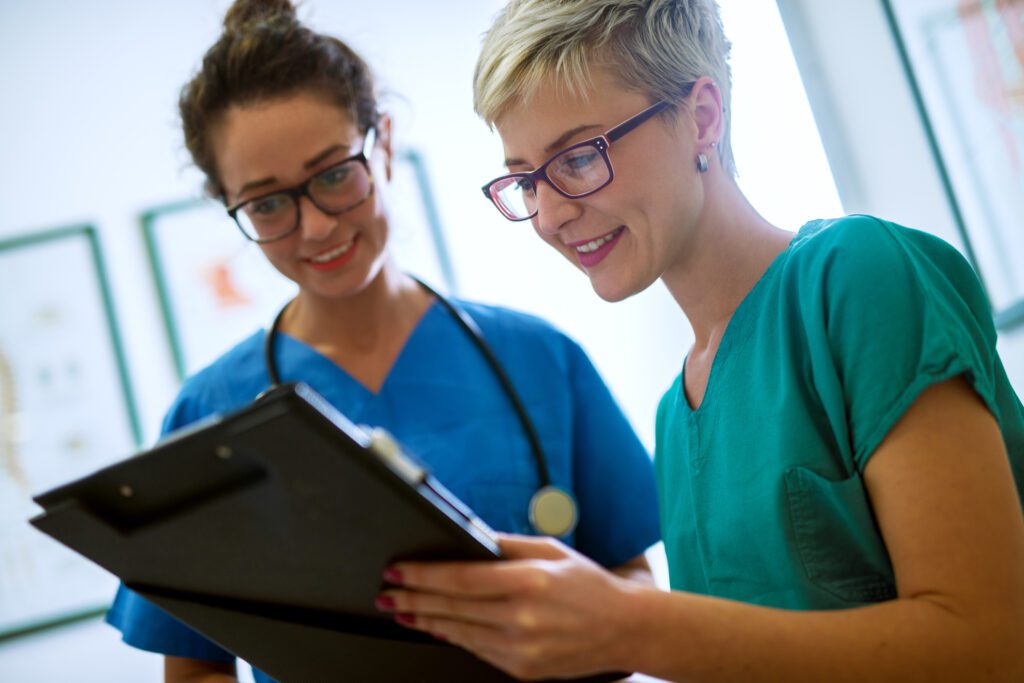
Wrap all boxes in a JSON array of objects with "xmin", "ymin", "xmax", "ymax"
[
  {"xmin": 395, "ymin": 611, "xmax": 517, "ymax": 654},
  {"xmin": 497, "ymin": 533, "xmax": 572, "ymax": 561},
  {"xmin": 388, "ymin": 558, "xmax": 554, "ymax": 598},
  {"xmin": 378, "ymin": 589, "xmax": 504, "ymax": 627},
  {"xmin": 380, "ymin": 588, "xmax": 553, "ymax": 633},
  {"xmin": 410, "ymin": 616, "xmax": 556, "ymax": 682}
]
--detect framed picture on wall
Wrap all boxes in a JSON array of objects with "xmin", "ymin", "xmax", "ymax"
[
  {"xmin": 884, "ymin": 0, "xmax": 1024, "ymax": 330},
  {"xmin": 0, "ymin": 225, "xmax": 140, "ymax": 639},
  {"xmin": 142, "ymin": 148, "xmax": 458, "ymax": 380}
]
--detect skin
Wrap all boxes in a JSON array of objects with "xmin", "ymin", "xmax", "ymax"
[
  {"xmin": 208, "ymin": 91, "xmax": 436, "ymax": 394},
  {"xmin": 379, "ymin": 69, "xmax": 1024, "ymax": 682},
  {"xmin": 164, "ymin": 88, "xmax": 654, "ymax": 682}
]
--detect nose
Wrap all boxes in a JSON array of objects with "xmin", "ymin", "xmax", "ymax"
[
  {"xmin": 532, "ymin": 181, "xmax": 580, "ymax": 237},
  {"xmin": 297, "ymin": 195, "xmax": 336, "ymax": 241}
]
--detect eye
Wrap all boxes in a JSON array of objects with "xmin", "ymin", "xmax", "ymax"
[
  {"xmin": 514, "ymin": 177, "xmax": 535, "ymax": 194},
  {"xmin": 246, "ymin": 193, "xmax": 290, "ymax": 217},
  {"xmin": 314, "ymin": 164, "xmax": 353, "ymax": 188},
  {"xmin": 557, "ymin": 148, "xmax": 601, "ymax": 174}
]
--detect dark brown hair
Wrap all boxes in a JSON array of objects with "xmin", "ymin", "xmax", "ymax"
[{"xmin": 180, "ymin": 0, "xmax": 379, "ymax": 197}]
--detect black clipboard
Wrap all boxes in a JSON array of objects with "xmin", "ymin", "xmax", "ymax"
[{"xmin": 29, "ymin": 382, "xmax": 628, "ymax": 682}]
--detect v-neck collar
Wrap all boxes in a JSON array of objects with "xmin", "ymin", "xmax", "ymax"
[
  {"xmin": 271, "ymin": 299, "xmax": 444, "ymax": 405},
  {"xmin": 680, "ymin": 233, "xmax": 798, "ymax": 416}
]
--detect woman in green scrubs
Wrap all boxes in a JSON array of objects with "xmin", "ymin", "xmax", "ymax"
[{"xmin": 378, "ymin": 0, "xmax": 1024, "ymax": 680}]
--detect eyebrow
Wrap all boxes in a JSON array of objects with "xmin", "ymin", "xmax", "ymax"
[
  {"xmin": 504, "ymin": 124, "xmax": 602, "ymax": 168},
  {"xmin": 233, "ymin": 143, "xmax": 351, "ymax": 199}
]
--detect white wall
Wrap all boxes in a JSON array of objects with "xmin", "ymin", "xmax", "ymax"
[
  {"xmin": 0, "ymin": 1, "xmax": 841, "ymax": 679},
  {"xmin": 0, "ymin": 0, "xmax": 841, "ymax": 451}
]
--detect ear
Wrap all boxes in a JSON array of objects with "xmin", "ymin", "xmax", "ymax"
[
  {"xmin": 689, "ymin": 76, "xmax": 724, "ymax": 151},
  {"xmin": 375, "ymin": 112, "xmax": 394, "ymax": 182}
]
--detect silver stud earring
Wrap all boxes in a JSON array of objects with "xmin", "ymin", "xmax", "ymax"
[{"xmin": 696, "ymin": 153, "xmax": 709, "ymax": 173}]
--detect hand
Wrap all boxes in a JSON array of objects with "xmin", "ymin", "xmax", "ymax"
[{"xmin": 377, "ymin": 534, "xmax": 647, "ymax": 681}]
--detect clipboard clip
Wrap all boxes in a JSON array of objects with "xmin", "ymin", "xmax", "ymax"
[
  {"xmin": 367, "ymin": 428, "xmax": 427, "ymax": 485},
  {"xmin": 364, "ymin": 427, "xmax": 500, "ymax": 548}
]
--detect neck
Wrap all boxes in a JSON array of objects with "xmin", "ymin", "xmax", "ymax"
[
  {"xmin": 281, "ymin": 262, "xmax": 430, "ymax": 353},
  {"xmin": 661, "ymin": 175, "xmax": 794, "ymax": 351}
]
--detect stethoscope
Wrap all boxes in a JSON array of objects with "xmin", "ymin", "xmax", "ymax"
[{"xmin": 262, "ymin": 276, "xmax": 579, "ymax": 537}]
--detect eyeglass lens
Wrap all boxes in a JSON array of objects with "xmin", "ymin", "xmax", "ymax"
[
  {"xmin": 490, "ymin": 142, "xmax": 611, "ymax": 220},
  {"xmin": 236, "ymin": 161, "xmax": 372, "ymax": 241}
]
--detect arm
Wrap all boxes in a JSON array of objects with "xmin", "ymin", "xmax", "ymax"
[
  {"xmin": 381, "ymin": 377, "xmax": 1024, "ymax": 681},
  {"xmin": 165, "ymin": 656, "xmax": 237, "ymax": 683},
  {"xmin": 610, "ymin": 553, "xmax": 656, "ymax": 587}
]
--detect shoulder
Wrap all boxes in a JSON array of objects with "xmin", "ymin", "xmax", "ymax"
[
  {"xmin": 453, "ymin": 299, "xmax": 582, "ymax": 352},
  {"xmin": 787, "ymin": 214, "xmax": 971, "ymax": 285},
  {"xmin": 449, "ymin": 299, "xmax": 598, "ymax": 382},
  {"xmin": 454, "ymin": 299, "xmax": 567, "ymax": 336},
  {"xmin": 783, "ymin": 215, "xmax": 990, "ymax": 322},
  {"xmin": 162, "ymin": 331, "xmax": 266, "ymax": 433},
  {"xmin": 788, "ymin": 215, "xmax": 899, "ymax": 274}
]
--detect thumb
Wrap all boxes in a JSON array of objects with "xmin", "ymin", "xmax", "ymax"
[{"xmin": 497, "ymin": 533, "xmax": 571, "ymax": 560}]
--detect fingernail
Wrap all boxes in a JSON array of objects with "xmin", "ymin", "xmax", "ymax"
[
  {"xmin": 374, "ymin": 596, "xmax": 395, "ymax": 611},
  {"xmin": 432, "ymin": 632, "xmax": 448, "ymax": 641},
  {"xmin": 395, "ymin": 613, "xmax": 416, "ymax": 626},
  {"xmin": 383, "ymin": 568, "xmax": 404, "ymax": 584}
]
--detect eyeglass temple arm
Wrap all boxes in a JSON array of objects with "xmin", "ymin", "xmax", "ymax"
[
  {"xmin": 480, "ymin": 101, "xmax": 669, "ymax": 200},
  {"xmin": 605, "ymin": 100, "xmax": 671, "ymax": 143}
]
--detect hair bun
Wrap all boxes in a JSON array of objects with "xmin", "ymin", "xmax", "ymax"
[{"xmin": 223, "ymin": 0, "xmax": 297, "ymax": 32}]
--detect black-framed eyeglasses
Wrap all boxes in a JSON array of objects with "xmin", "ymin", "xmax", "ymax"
[
  {"xmin": 226, "ymin": 128, "xmax": 377, "ymax": 243},
  {"xmin": 481, "ymin": 101, "xmax": 671, "ymax": 222}
]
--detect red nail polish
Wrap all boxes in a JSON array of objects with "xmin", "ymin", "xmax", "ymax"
[
  {"xmin": 374, "ymin": 596, "xmax": 395, "ymax": 611},
  {"xmin": 383, "ymin": 568, "xmax": 404, "ymax": 584},
  {"xmin": 395, "ymin": 613, "xmax": 416, "ymax": 626}
]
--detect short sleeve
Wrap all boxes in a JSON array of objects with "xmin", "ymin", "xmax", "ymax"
[
  {"xmin": 566, "ymin": 340, "xmax": 661, "ymax": 567},
  {"xmin": 104, "ymin": 390, "xmax": 235, "ymax": 662},
  {"xmin": 105, "ymin": 584, "xmax": 235, "ymax": 663},
  {"xmin": 811, "ymin": 216, "xmax": 999, "ymax": 470}
]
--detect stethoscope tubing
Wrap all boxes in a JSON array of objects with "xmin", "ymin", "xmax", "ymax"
[{"xmin": 262, "ymin": 276, "xmax": 553, "ymax": 490}]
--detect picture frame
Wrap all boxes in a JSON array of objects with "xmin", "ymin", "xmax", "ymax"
[
  {"xmin": 883, "ymin": 0, "xmax": 1024, "ymax": 330},
  {"xmin": 0, "ymin": 225, "xmax": 141, "ymax": 639},
  {"xmin": 142, "ymin": 148, "xmax": 458, "ymax": 381}
]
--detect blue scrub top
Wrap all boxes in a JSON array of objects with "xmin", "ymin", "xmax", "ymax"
[{"xmin": 107, "ymin": 299, "xmax": 660, "ymax": 680}]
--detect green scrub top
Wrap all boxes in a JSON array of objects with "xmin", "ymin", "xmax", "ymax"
[{"xmin": 655, "ymin": 215, "xmax": 1024, "ymax": 609}]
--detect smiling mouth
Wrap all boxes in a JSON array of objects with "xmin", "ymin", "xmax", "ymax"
[
  {"xmin": 573, "ymin": 227, "xmax": 624, "ymax": 254},
  {"xmin": 307, "ymin": 239, "xmax": 355, "ymax": 263}
]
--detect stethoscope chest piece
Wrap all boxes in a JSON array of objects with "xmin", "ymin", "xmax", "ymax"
[
  {"xmin": 528, "ymin": 485, "xmax": 578, "ymax": 537},
  {"xmin": 265, "ymin": 278, "xmax": 579, "ymax": 539}
]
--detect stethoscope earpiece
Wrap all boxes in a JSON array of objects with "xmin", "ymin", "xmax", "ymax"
[{"xmin": 261, "ymin": 277, "xmax": 579, "ymax": 537}]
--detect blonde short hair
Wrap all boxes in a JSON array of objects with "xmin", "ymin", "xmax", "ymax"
[{"xmin": 474, "ymin": 0, "xmax": 736, "ymax": 175}]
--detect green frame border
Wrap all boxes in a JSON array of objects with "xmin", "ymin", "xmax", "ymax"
[
  {"xmin": 0, "ymin": 224, "xmax": 141, "ymax": 641},
  {"xmin": 397, "ymin": 149, "xmax": 460, "ymax": 296},
  {"xmin": 881, "ymin": 0, "xmax": 1024, "ymax": 332},
  {"xmin": 140, "ymin": 198, "xmax": 213, "ymax": 382},
  {"xmin": 141, "ymin": 150, "xmax": 458, "ymax": 383}
]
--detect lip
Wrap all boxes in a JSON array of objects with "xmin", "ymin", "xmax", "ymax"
[
  {"xmin": 303, "ymin": 235, "xmax": 359, "ymax": 272},
  {"xmin": 568, "ymin": 226, "xmax": 625, "ymax": 268}
]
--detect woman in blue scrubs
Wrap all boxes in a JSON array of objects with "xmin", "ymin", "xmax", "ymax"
[
  {"xmin": 105, "ymin": 1, "xmax": 661, "ymax": 680},
  {"xmin": 380, "ymin": 0, "xmax": 1024, "ymax": 681}
]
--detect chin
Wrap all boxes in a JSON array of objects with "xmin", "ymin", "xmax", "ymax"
[
  {"xmin": 589, "ymin": 277, "xmax": 637, "ymax": 303},
  {"xmin": 589, "ymin": 268, "xmax": 659, "ymax": 303}
]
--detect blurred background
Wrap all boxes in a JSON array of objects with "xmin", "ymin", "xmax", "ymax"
[{"xmin": 1, "ymin": 0, "xmax": 1021, "ymax": 680}]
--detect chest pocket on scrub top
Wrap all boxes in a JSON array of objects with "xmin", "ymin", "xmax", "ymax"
[{"xmin": 784, "ymin": 465, "xmax": 897, "ymax": 604}]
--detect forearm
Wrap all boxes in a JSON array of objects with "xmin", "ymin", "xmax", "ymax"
[
  {"xmin": 620, "ymin": 585, "xmax": 1024, "ymax": 683},
  {"xmin": 164, "ymin": 656, "xmax": 237, "ymax": 683},
  {"xmin": 610, "ymin": 553, "xmax": 657, "ymax": 587}
]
